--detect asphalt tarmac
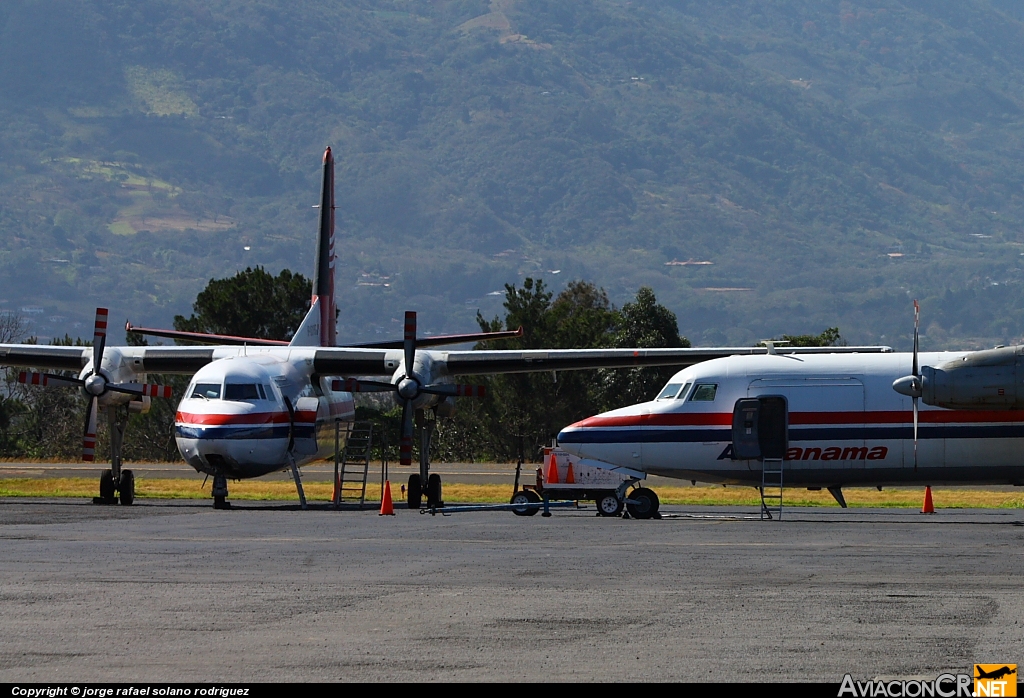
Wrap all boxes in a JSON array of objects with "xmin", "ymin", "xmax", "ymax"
[{"xmin": 0, "ymin": 498, "xmax": 1021, "ymax": 682}]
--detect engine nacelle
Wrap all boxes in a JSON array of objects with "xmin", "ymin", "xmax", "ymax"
[
  {"xmin": 128, "ymin": 396, "xmax": 152, "ymax": 414},
  {"xmin": 922, "ymin": 346, "xmax": 1024, "ymax": 410},
  {"xmin": 436, "ymin": 396, "xmax": 457, "ymax": 419}
]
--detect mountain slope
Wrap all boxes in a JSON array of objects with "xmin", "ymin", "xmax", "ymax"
[{"xmin": 2, "ymin": 0, "xmax": 1024, "ymax": 348}]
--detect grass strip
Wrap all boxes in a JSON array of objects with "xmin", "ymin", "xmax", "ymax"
[{"xmin": 0, "ymin": 478, "xmax": 1022, "ymax": 508}]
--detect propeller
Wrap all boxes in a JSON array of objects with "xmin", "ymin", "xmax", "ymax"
[
  {"xmin": 891, "ymin": 300, "xmax": 922, "ymax": 470},
  {"xmin": 331, "ymin": 310, "xmax": 486, "ymax": 465},
  {"xmin": 17, "ymin": 307, "xmax": 175, "ymax": 462}
]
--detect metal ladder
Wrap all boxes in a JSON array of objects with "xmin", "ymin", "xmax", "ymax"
[
  {"xmin": 760, "ymin": 458, "xmax": 783, "ymax": 520},
  {"xmin": 334, "ymin": 421, "xmax": 374, "ymax": 508}
]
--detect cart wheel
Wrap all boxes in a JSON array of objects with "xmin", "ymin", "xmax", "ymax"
[
  {"xmin": 596, "ymin": 492, "xmax": 623, "ymax": 517},
  {"xmin": 625, "ymin": 487, "xmax": 660, "ymax": 520},
  {"xmin": 510, "ymin": 490, "xmax": 540, "ymax": 517}
]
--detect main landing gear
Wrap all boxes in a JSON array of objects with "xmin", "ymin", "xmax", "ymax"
[
  {"xmin": 406, "ymin": 410, "xmax": 443, "ymax": 509},
  {"xmin": 93, "ymin": 406, "xmax": 135, "ymax": 506}
]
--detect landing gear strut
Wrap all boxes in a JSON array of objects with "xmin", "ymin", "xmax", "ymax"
[
  {"xmin": 212, "ymin": 475, "xmax": 230, "ymax": 509},
  {"xmin": 94, "ymin": 405, "xmax": 133, "ymax": 506},
  {"xmin": 405, "ymin": 409, "xmax": 443, "ymax": 509}
]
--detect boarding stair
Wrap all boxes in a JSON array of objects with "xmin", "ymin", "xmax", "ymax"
[
  {"xmin": 760, "ymin": 457, "xmax": 783, "ymax": 520},
  {"xmin": 333, "ymin": 421, "xmax": 374, "ymax": 508}
]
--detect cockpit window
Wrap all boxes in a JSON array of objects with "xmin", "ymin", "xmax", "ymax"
[
  {"xmin": 191, "ymin": 383, "xmax": 221, "ymax": 400},
  {"xmin": 690, "ymin": 383, "xmax": 718, "ymax": 402},
  {"xmin": 675, "ymin": 382, "xmax": 693, "ymax": 400},
  {"xmin": 655, "ymin": 383, "xmax": 683, "ymax": 400},
  {"xmin": 224, "ymin": 383, "xmax": 261, "ymax": 401}
]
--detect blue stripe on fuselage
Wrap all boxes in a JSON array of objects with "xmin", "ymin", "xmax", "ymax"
[
  {"xmin": 558, "ymin": 424, "xmax": 1024, "ymax": 444},
  {"xmin": 175, "ymin": 425, "xmax": 316, "ymax": 440}
]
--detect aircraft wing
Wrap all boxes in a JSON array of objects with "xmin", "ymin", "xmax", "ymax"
[
  {"xmin": 308, "ymin": 345, "xmax": 892, "ymax": 377},
  {"xmin": 0, "ymin": 344, "xmax": 227, "ymax": 374},
  {"xmin": 439, "ymin": 345, "xmax": 891, "ymax": 376},
  {"xmin": 0, "ymin": 345, "xmax": 90, "ymax": 371}
]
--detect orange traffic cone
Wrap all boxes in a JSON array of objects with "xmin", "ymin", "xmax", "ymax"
[
  {"xmin": 380, "ymin": 480, "xmax": 395, "ymax": 516},
  {"xmin": 921, "ymin": 486, "xmax": 934, "ymax": 514},
  {"xmin": 545, "ymin": 452, "xmax": 559, "ymax": 484},
  {"xmin": 565, "ymin": 462, "xmax": 576, "ymax": 484}
]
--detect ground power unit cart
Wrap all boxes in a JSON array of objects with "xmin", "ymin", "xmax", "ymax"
[{"xmin": 510, "ymin": 447, "xmax": 661, "ymax": 519}]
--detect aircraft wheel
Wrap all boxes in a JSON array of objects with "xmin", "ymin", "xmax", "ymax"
[
  {"xmin": 626, "ymin": 487, "xmax": 660, "ymax": 520},
  {"xmin": 213, "ymin": 495, "xmax": 230, "ymax": 510},
  {"xmin": 427, "ymin": 473, "xmax": 442, "ymax": 508},
  {"xmin": 407, "ymin": 474, "xmax": 422, "ymax": 509},
  {"xmin": 99, "ymin": 470, "xmax": 116, "ymax": 501},
  {"xmin": 510, "ymin": 490, "xmax": 540, "ymax": 516},
  {"xmin": 118, "ymin": 470, "xmax": 135, "ymax": 506},
  {"xmin": 596, "ymin": 492, "xmax": 623, "ymax": 517}
]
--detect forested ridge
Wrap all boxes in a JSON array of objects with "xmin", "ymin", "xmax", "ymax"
[{"xmin": 3, "ymin": 1, "xmax": 1024, "ymax": 349}]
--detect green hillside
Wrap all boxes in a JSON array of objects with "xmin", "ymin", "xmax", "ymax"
[{"xmin": 3, "ymin": 0, "xmax": 1024, "ymax": 349}]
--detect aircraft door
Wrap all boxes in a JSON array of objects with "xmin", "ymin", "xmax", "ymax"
[{"xmin": 731, "ymin": 396, "xmax": 788, "ymax": 461}]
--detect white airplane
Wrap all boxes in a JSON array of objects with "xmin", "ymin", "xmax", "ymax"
[
  {"xmin": 5, "ymin": 148, "xmax": 892, "ymax": 509},
  {"xmin": 558, "ymin": 303, "xmax": 1024, "ymax": 517}
]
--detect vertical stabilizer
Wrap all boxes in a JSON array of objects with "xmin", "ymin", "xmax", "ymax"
[{"xmin": 311, "ymin": 147, "xmax": 337, "ymax": 347}]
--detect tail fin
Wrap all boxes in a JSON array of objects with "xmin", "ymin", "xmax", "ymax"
[
  {"xmin": 311, "ymin": 147, "xmax": 336, "ymax": 347},
  {"xmin": 289, "ymin": 298, "xmax": 322, "ymax": 347}
]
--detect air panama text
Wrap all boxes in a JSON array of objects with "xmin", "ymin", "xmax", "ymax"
[{"xmin": 718, "ymin": 445, "xmax": 889, "ymax": 460}]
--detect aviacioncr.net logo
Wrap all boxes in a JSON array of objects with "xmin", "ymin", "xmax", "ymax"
[{"xmin": 838, "ymin": 674, "xmax": 973, "ymax": 697}]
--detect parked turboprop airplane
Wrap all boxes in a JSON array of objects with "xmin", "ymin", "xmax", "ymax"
[
  {"xmin": 1, "ymin": 147, "xmax": 890, "ymax": 509},
  {"xmin": 558, "ymin": 303, "xmax": 1024, "ymax": 517}
]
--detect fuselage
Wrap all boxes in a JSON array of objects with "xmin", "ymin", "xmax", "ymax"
[
  {"xmin": 558, "ymin": 351, "xmax": 1024, "ymax": 487},
  {"xmin": 175, "ymin": 352, "xmax": 354, "ymax": 479}
]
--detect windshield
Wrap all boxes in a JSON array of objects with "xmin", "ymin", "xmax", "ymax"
[
  {"xmin": 690, "ymin": 383, "xmax": 718, "ymax": 402},
  {"xmin": 224, "ymin": 383, "xmax": 261, "ymax": 401},
  {"xmin": 191, "ymin": 383, "xmax": 221, "ymax": 399},
  {"xmin": 655, "ymin": 383, "xmax": 682, "ymax": 400}
]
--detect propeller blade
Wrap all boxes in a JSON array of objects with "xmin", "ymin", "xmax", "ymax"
[
  {"xmin": 403, "ymin": 310, "xmax": 416, "ymax": 380},
  {"xmin": 330, "ymin": 378, "xmax": 395, "ymax": 393},
  {"xmin": 912, "ymin": 299, "xmax": 919, "ymax": 378},
  {"xmin": 82, "ymin": 396, "xmax": 97, "ymax": 462},
  {"xmin": 106, "ymin": 382, "xmax": 174, "ymax": 399},
  {"xmin": 420, "ymin": 384, "xmax": 486, "ymax": 398},
  {"xmin": 92, "ymin": 308, "xmax": 108, "ymax": 374},
  {"xmin": 913, "ymin": 397, "xmax": 919, "ymax": 471},
  {"xmin": 399, "ymin": 399, "xmax": 414, "ymax": 466},
  {"xmin": 17, "ymin": 371, "xmax": 82, "ymax": 389}
]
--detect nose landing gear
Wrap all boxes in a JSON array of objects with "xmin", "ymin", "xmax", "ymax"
[
  {"xmin": 212, "ymin": 474, "xmax": 231, "ymax": 509},
  {"xmin": 92, "ymin": 406, "xmax": 134, "ymax": 506}
]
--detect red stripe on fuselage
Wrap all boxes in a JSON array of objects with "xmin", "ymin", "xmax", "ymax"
[
  {"xmin": 176, "ymin": 410, "xmax": 319, "ymax": 426},
  {"xmin": 571, "ymin": 409, "xmax": 1024, "ymax": 429}
]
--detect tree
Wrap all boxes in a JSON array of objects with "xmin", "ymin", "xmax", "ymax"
[
  {"xmin": 174, "ymin": 267, "xmax": 312, "ymax": 340},
  {"xmin": 777, "ymin": 327, "xmax": 843, "ymax": 347},
  {"xmin": 601, "ymin": 287, "xmax": 690, "ymax": 407}
]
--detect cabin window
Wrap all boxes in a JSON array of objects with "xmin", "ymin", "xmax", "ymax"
[
  {"xmin": 224, "ymin": 383, "xmax": 261, "ymax": 401},
  {"xmin": 675, "ymin": 382, "xmax": 693, "ymax": 400},
  {"xmin": 690, "ymin": 383, "xmax": 718, "ymax": 402},
  {"xmin": 191, "ymin": 383, "xmax": 221, "ymax": 400},
  {"xmin": 655, "ymin": 383, "xmax": 683, "ymax": 400}
]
